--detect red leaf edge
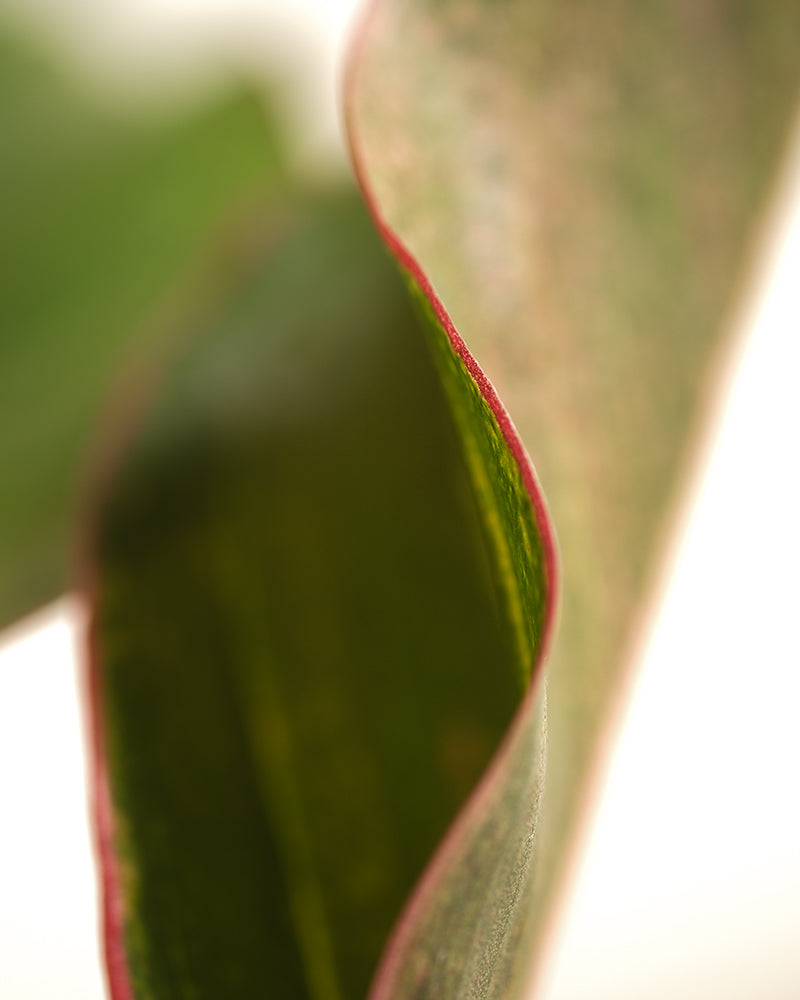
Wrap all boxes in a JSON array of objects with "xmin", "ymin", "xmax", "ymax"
[
  {"xmin": 344, "ymin": 4, "xmax": 559, "ymax": 998},
  {"xmin": 86, "ymin": 615, "xmax": 136, "ymax": 1000}
]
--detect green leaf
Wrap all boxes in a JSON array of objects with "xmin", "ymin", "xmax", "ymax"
[
  {"xmin": 348, "ymin": 0, "xmax": 800, "ymax": 993},
  {"xmin": 83, "ymin": 5, "xmax": 800, "ymax": 1000},
  {"xmin": 0, "ymin": 26, "xmax": 285, "ymax": 628},
  {"xmin": 84, "ymin": 191, "xmax": 552, "ymax": 1000}
]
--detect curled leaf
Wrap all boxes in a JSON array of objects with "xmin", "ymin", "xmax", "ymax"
[
  {"xmin": 347, "ymin": 0, "xmax": 800, "ymax": 993},
  {"xmin": 83, "ymin": 2, "xmax": 800, "ymax": 998}
]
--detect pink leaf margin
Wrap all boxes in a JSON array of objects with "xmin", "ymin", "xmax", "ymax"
[
  {"xmin": 344, "ymin": 3, "xmax": 559, "ymax": 998},
  {"xmin": 86, "ymin": 614, "xmax": 136, "ymax": 1000}
]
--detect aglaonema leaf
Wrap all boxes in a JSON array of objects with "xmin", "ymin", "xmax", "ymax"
[
  {"xmin": 83, "ymin": 3, "xmax": 799, "ymax": 999},
  {"xmin": 0, "ymin": 24, "xmax": 285, "ymax": 629},
  {"xmin": 347, "ymin": 0, "xmax": 800, "ymax": 995},
  {"xmin": 83, "ymin": 191, "xmax": 554, "ymax": 1000}
]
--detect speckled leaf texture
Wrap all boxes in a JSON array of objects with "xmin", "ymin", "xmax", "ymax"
[{"xmin": 348, "ymin": 0, "xmax": 800, "ymax": 996}]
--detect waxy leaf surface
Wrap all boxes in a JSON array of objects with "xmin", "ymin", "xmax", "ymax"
[{"xmin": 349, "ymin": 0, "xmax": 800, "ymax": 993}]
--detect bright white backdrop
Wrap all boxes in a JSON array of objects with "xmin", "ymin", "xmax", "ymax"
[{"xmin": 0, "ymin": 2, "xmax": 798, "ymax": 997}]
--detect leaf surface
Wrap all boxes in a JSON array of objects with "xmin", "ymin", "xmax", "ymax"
[
  {"xmin": 347, "ymin": 0, "xmax": 800, "ymax": 994},
  {"xmin": 83, "ymin": 4, "xmax": 800, "ymax": 999},
  {"xmin": 84, "ymin": 192, "xmax": 552, "ymax": 1000},
  {"xmin": 0, "ymin": 26, "xmax": 285, "ymax": 628}
]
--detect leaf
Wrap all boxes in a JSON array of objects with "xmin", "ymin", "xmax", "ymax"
[
  {"xmin": 0, "ymin": 25, "xmax": 285, "ymax": 629},
  {"xmin": 84, "ymin": 5, "xmax": 800, "ymax": 1000},
  {"xmin": 83, "ymin": 191, "xmax": 552, "ymax": 1000},
  {"xmin": 347, "ymin": 0, "xmax": 800, "ymax": 993}
]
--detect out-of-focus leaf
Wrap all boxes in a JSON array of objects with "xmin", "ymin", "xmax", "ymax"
[
  {"xmin": 84, "ymin": 192, "xmax": 552, "ymax": 1000},
  {"xmin": 348, "ymin": 0, "xmax": 800, "ymax": 994},
  {"xmin": 0, "ymin": 26, "xmax": 285, "ymax": 628}
]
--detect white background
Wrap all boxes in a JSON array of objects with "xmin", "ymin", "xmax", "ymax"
[{"xmin": 0, "ymin": 2, "xmax": 798, "ymax": 997}]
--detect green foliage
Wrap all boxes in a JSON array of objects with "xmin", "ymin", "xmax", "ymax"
[
  {"xmin": 0, "ymin": 29, "xmax": 284, "ymax": 626},
  {"xmin": 86, "ymin": 193, "xmax": 546, "ymax": 1000},
  {"xmin": 1, "ymin": 4, "xmax": 799, "ymax": 999}
]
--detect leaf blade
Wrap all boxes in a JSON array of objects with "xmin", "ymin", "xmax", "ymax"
[
  {"xmin": 84, "ymin": 192, "xmax": 551, "ymax": 1000},
  {"xmin": 347, "ymin": 0, "xmax": 800, "ymax": 993}
]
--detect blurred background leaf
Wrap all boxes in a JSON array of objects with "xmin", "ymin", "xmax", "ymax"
[{"xmin": 0, "ymin": 19, "xmax": 286, "ymax": 627}]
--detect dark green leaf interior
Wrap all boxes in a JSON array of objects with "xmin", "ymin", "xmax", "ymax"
[{"xmin": 89, "ymin": 194, "xmax": 547, "ymax": 1000}]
